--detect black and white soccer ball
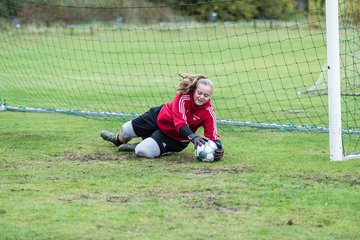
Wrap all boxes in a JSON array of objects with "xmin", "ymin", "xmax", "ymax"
[{"xmin": 194, "ymin": 140, "xmax": 218, "ymax": 162}]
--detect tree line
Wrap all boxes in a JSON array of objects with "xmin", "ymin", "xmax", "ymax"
[{"xmin": 0, "ymin": 0, "xmax": 358, "ymax": 24}]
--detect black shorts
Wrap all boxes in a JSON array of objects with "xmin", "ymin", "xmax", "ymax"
[{"xmin": 131, "ymin": 105, "xmax": 189, "ymax": 154}]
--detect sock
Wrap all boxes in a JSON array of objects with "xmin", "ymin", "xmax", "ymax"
[{"xmin": 115, "ymin": 135, "xmax": 122, "ymax": 146}]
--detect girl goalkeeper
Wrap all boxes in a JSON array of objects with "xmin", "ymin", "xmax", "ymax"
[{"xmin": 100, "ymin": 74, "xmax": 224, "ymax": 161}]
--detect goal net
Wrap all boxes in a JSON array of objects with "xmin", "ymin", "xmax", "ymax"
[{"xmin": 0, "ymin": 0, "xmax": 359, "ymax": 159}]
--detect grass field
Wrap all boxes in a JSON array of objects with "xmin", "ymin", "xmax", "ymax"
[
  {"xmin": 1, "ymin": 111, "xmax": 360, "ymax": 239},
  {"xmin": 1, "ymin": 16, "xmax": 359, "ymax": 238}
]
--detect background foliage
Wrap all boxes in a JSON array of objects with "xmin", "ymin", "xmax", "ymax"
[
  {"xmin": 0, "ymin": 0, "xmax": 316, "ymax": 23},
  {"xmin": 2, "ymin": 0, "xmax": 359, "ymax": 26}
]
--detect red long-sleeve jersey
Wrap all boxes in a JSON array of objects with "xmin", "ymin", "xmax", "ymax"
[{"xmin": 157, "ymin": 92, "xmax": 220, "ymax": 142}]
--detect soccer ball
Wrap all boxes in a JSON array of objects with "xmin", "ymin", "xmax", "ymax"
[{"xmin": 194, "ymin": 140, "xmax": 218, "ymax": 162}]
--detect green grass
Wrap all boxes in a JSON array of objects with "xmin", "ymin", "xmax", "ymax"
[
  {"xmin": 1, "ymin": 111, "xmax": 359, "ymax": 239},
  {"xmin": 0, "ymin": 18, "xmax": 359, "ymax": 239}
]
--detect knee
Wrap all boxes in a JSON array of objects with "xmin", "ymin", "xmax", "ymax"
[
  {"xmin": 119, "ymin": 121, "xmax": 136, "ymax": 143},
  {"xmin": 135, "ymin": 138, "xmax": 160, "ymax": 158}
]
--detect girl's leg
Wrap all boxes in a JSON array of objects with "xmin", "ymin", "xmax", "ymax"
[
  {"xmin": 134, "ymin": 137, "xmax": 161, "ymax": 158},
  {"xmin": 101, "ymin": 105, "xmax": 163, "ymax": 148},
  {"xmin": 118, "ymin": 120, "xmax": 137, "ymax": 143},
  {"xmin": 134, "ymin": 129, "xmax": 189, "ymax": 158},
  {"xmin": 100, "ymin": 120, "xmax": 137, "ymax": 146}
]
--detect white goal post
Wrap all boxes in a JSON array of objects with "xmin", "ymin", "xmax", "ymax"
[
  {"xmin": 326, "ymin": 0, "xmax": 359, "ymax": 161},
  {"xmin": 326, "ymin": 0, "xmax": 343, "ymax": 161}
]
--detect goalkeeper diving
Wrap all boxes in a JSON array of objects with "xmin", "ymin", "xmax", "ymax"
[{"xmin": 100, "ymin": 74, "xmax": 224, "ymax": 161}]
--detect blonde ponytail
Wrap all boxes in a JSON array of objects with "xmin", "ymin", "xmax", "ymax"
[{"xmin": 176, "ymin": 74, "xmax": 210, "ymax": 94}]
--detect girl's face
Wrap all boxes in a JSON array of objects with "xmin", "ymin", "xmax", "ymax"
[{"xmin": 193, "ymin": 83, "xmax": 212, "ymax": 106}]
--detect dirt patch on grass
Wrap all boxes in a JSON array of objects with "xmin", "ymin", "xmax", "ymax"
[
  {"xmin": 63, "ymin": 151, "xmax": 196, "ymax": 163},
  {"xmin": 58, "ymin": 193, "xmax": 130, "ymax": 204},
  {"xmin": 64, "ymin": 151, "xmax": 136, "ymax": 162},
  {"xmin": 170, "ymin": 166, "xmax": 252, "ymax": 175},
  {"xmin": 315, "ymin": 174, "xmax": 360, "ymax": 186},
  {"xmin": 58, "ymin": 193, "xmax": 92, "ymax": 203},
  {"xmin": 163, "ymin": 155, "xmax": 195, "ymax": 164},
  {"xmin": 146, "ymin": 189, "xmax": 253, "ymax": 215},
  {"xmin": 292, "ymin": 172, "xmax": 360, "ymax": 187},
  {"xmin": 1, "ymin": 162, "xmax": 18, "ymax": 169},
  {"xmin": 106, "ymin": 195, "xmax": 130, "ymax": 203},
  {"xmin": 180, "ymin": 191, "xmax": 245, "ymax": 215}
]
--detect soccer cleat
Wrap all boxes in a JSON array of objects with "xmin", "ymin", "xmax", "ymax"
[
  {"xmin": 100, "ymin": 130, "xmax": 121, "ymax": 146},
  {"xmin": 118, "ymin": 142, "xmax": 139, "ymax": 152}
]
